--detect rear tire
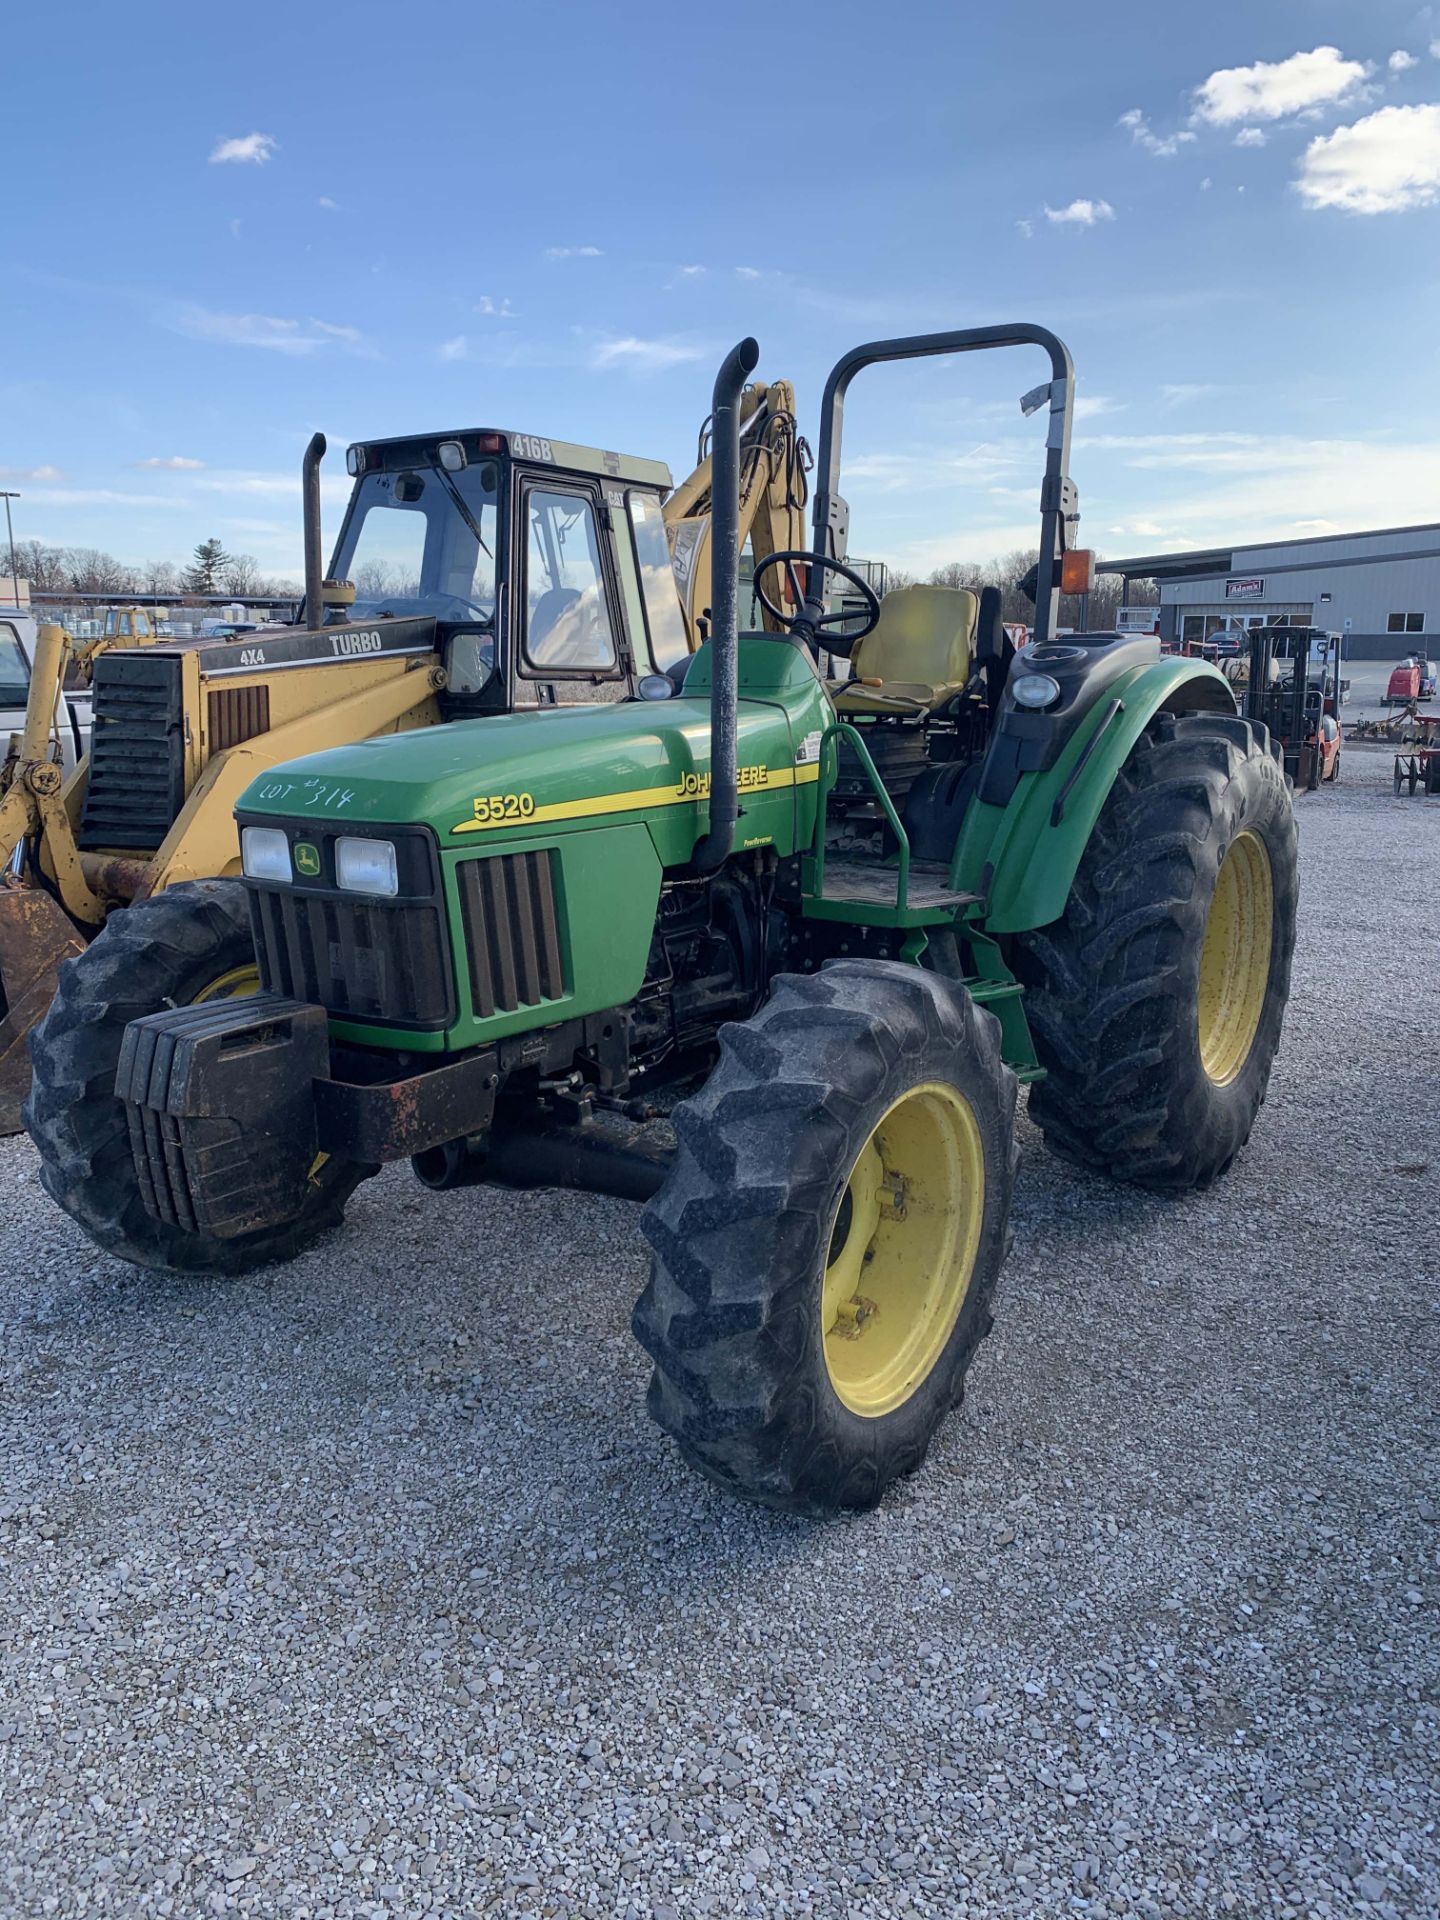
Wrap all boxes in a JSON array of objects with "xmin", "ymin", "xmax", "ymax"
[
  {"xmin": 633, "ymin": 960, "xmax": 1017, "ymax": 1514},
  {"xmin": 24, "ymin": 880, "xmax": 366, "ymax": 1272},
  {"xmin": 1014, "ymin": 712, "xmax": 1297, "ymax": 1191}
]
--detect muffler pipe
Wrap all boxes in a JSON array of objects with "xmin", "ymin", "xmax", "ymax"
[
  {"xmin": 689, "ymin": 336, "xmax": 760, "ymax": 875},
  {"xmin": 302, "ymin": 431, "xmax": 326, "ymax": 630}
]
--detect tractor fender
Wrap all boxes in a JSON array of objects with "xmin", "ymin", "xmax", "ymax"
[{"xmin": 953, "ymin": 657, "xmax": 1235, "ymax": 934}]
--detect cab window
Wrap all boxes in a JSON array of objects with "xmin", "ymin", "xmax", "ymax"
[
  {"xmin": 628, "ymin": 491, "xmax": 689, "ymax": 670},
  {"xmin": 523, "ymin": 487, "xmax": 617, "ymax": 672},
  {"xmin": 0, "ymin": 622, "xmax": 27, "ymax": 706}
]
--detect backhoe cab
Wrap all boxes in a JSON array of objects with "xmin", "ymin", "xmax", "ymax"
[
  {"xmin": 33, "ymin": 326, "xmax": 1299, "ymax": 1517},
  {"xmin": 327, "ymin": 428, "xmax": 689, "ymax": 709}
]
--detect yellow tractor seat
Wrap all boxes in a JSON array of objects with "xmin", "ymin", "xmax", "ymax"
[{"xmin": 832, "ymin": 585, "xmax": 979, "ymax": 716}]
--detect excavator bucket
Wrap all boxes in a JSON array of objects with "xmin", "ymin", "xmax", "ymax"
[{"xmin": 0, "ymin": 880, "xmax": 86, "ymax": 1136}]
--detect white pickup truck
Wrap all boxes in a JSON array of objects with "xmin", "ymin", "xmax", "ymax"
[{"xmin": 1, "ymin": 609, "xmax": 92, "ymax": 775}]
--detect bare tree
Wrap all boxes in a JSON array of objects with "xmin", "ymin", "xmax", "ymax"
[
  {"xmin": 65, "ymin": 549, "xmax": 136, "ymax": 595},
  {"xmin": 7, "ymin": 539, "xmax": 68, "ymax": 593},
  {"xmin": 220, "ymin": 553, "xmax": 261, "ymax": 596},
  {"xmin": 142, "ymin": 559, "xmax": 183, "ymax": 597}
]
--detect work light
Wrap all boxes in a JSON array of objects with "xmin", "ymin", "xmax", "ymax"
[
  {"xmin": 240, "ymin": 826, "xmax": 291, "ymax": 883},
  {"xmin": 335, "ymin": 835, "xmax": 399, "ymax": 897},
  {"xmin": 1011, "ymin": 673, "xmax": 1062, "ymax": 711}
]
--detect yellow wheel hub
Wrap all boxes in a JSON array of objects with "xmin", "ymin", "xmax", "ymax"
[
  {"xmin": 188, "ymin": 964, "xmax": 260, "ymax": 1004},
  {"xmin": 822, "ymin": 1081, "xmax": 985, "ymax": 1419},
  {"xmin": 1197, "ymin": 829, "xmax": 1273, "ymax": 1086}
]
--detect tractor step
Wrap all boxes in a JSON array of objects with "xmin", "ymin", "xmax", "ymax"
[
  {"xmin": 803, "ymin": 856, "xmax": 980, "ymax": 925},
  {"xmin": 822, "ymin": 857, "xmax": 979, "ymax": 909}
]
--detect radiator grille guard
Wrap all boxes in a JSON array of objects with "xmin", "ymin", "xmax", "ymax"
[
  {"xmin": 457, "ymin": 849, "xmax": 566, "ymax": 1017},
  {"xmin": 243, "ymin": 822, "xmax": 568, "ymax": 1033},
  {"xmin": 80, "ymin": 652, "xmax": 186, "ymax": 850}
]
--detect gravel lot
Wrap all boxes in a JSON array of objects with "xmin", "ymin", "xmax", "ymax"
[{"xmin": 1, "ymin": 749, "xmax": 1436, "ymax": 1920}]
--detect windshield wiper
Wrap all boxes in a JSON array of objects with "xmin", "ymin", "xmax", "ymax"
[{"xmin": 434, "ymin": 467, "xmax": 493, "ymax": 559}]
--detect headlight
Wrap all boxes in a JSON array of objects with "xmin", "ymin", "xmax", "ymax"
[
  {"xmin": 335, "ymin": 835, "xmax": 399, "ymax": 897},
  {"xmin": 1011, "ymin": 673, "xmax": 1063, "ymax": 711},
  {"xmin": 241, "ymin": 825, "xmax": 291, "ymax": 883}
]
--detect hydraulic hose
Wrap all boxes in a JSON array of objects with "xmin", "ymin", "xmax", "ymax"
[{"xmin": 690, "ymin": 336, "xmax": 760, "ymax": 875}]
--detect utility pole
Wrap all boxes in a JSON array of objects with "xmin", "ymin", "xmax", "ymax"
[{"xmin": 0, "ymin": 492, "xmax": 19, "ymax": 608}]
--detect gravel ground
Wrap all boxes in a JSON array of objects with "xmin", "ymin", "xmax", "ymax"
[{"xmin": 1, "ymin": 749, "xmax": 1436, "ymax": 1920}]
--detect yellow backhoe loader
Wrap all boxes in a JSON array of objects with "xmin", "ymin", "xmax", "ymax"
[{"xmin": 0, "ymin": 381, "xmax": 809, "ymax": 1130}]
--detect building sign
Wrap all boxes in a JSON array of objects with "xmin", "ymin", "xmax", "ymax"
[{"xmin": 1225, "ymin": 577, "xmax": 1265, "ymax": 600}]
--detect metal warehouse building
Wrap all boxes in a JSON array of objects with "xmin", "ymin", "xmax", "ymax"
[{"xmin": 1101, "ymin": 522, "xmax": 1439, "ymax": 661}]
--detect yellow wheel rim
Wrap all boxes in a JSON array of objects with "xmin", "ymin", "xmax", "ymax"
[
  {"xmin": 822, "ymin": 1081, "xmax": 985, "ymax": 1419},
  {"xmin": 189, "ymin": 964, "xmax": 261, "ymax": 1004},
  {"xmin": 1197, "ymin": 829, "xmax": 1273, "ymax": 1086}
]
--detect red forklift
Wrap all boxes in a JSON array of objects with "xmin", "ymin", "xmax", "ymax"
[{"xmin": 1244, "ymin": 626, "xmax": 1342, "ymax": 791}]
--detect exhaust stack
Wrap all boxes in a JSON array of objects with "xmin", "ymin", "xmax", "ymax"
[
  {"xmin": 301, "ymin": 432, "xmax": 326, "ymax": 630},
  {"xmin": 690, "ymin": 336, "xmax": 760, "ymax": 875}
]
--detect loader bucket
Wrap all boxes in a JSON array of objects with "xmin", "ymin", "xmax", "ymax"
[{"xmin": 0, "ymin": 881, "xmax": 86, "ymax": 1135}]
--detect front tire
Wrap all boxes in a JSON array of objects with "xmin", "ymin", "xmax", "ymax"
[
  {"xmin": 633, "ymin": 960, "xmax": 1017, "ymax": 1514},
  {"xmin": 24, "ymin": 880, "xmax": 366, "ymax": 1272},
  {"xmin": 1014, "ymin": 712, "xmax": 1298, "ymax": 1191}
]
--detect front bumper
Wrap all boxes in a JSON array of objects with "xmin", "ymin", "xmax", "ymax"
[{"xmin": 115, "ymin": 994, "xmax": 500, "ymax": 1238}]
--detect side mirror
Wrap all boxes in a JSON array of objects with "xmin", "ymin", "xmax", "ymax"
[{"xmin": 637, "ymin": 673, "xmax": 674, "ymax": 702}]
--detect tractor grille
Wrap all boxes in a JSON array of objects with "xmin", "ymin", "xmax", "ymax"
[
  {"xmin": 457, "ymin": 850, "xmax": 566, "ymax": 1017},
  {"xmin": 208, "ymin": 683, "xmax": 271, "ymax": 752},
  {"xmin": 79, "ymin": 653, "xmax": 186, "ymax": 850},
  {"xmin": 249, "ymin": 887, "xmax": 453, "ymax": 1029}
]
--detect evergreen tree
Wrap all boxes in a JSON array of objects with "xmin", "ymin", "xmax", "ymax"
[{"xmin": 184, "ymin": 537, "xmax": 232, "ymax": 593}]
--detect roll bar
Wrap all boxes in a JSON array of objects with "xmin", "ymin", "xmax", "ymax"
[{"xmin": 808, "ymin": 324, "xmax": 1077, "ymax": 648}]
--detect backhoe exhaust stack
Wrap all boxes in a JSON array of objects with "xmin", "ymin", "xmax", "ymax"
[
  {"xmin": 690, "ymin": 336, "xmax": 760, "ymax": 875},
  {"xmin": 302, "ymin": 432, "xmax": 326, "ymax": 630}
]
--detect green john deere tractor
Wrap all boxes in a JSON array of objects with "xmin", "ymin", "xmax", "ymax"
[{"xmin": 30, "ymin": 326, "xmax": 1298, "ymax": 1513}]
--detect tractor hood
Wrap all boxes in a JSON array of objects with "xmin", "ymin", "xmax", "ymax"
[
  {"xmin": 236, "ymin": 692, "xmax": 825, "ymax": 851},
  {"xmin": 235, "ymin": 635, "xmax": 831, "ymax": 849}
]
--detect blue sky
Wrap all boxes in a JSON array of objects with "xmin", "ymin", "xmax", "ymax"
[{"xmin": 3, "ymin": 0, "xmax": 1439, "ymax": 583}]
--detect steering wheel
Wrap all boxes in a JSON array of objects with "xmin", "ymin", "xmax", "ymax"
[{"xmin": 751, "ymin": 551, "xmax": 881, "ymax": 657}]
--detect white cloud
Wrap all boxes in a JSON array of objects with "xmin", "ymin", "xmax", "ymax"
[
  {"xmin": 171, "ymin": 307, "xmax": 369, "ymax": 354},
  {"xmin": 1296, "ymin": 102, "xmax": 1440, "ymax": 212},
  {"xmin": 1044, "ymin": 198, "xmax": 1115, "ymax": 226},
  {"xmin": 209, "ymin": 132, "xmax": 277, "ymax": 165},
  {"xmin": 544, "ymin": 244, "xmax": 603, "ymax": 259},
  {"xmin": 1432, "ymin": 39, "xmax": 1440, "ymax": 60},
  {"xmin": 1160, "ymin": 383, "xmax": 1223, "ymax": 407},
  {"xmin": 475, "ymin": 295, "xmax": 516, "ymax": 318},
  {"xmin": 24, "ymin": 487, "xmax": 179, "ymax": 508},
  {"xmin": 318, "ymin": 195, "xmax": 339, "ymax": 210},
  {"xmin": 136, "ymin": 456, "xmax": 206, "ymax": 470},
  {"xmin": 437, "ymin": 335, "xmax": 469, "ymax": 362},
  {"xmin": 1192, "ymin": 46, "xmax": 1369, "ymax": 126},
  {"xmin": 0, "ymin": 463, "xmax": 64, "ymax": 482},
  {"xmin": 1117, "ymin": 108, "xmax": 1197, "ymax": 157},
  {"xmin": 735, "ymin": 265, "xmax": 761, "ymax": 279},
  {"xmin": 1234, "ymin": 127, "xmax": 1267, "ymax": 148},
  {"xmin": 588, "ymin": 336, "xmax": 707, "ymax": 372},
  {"xmin": 1073, "ymin": 395, "xmax": 1123, "ymax": 419},
  {"xmin": 1389, "ymin": 50, "xmax": 1417, "ymax": 73},
  {"xmin": 678, "ymin": 263, "xmax": 706, "ymax": 277},
  {"xmin": 194, "ymin": 470, "xmax": 350, "ymax": 505},
  {"xmin": 1016, "ymin": 219, "xmax": 1034, "ymax": 240}
]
